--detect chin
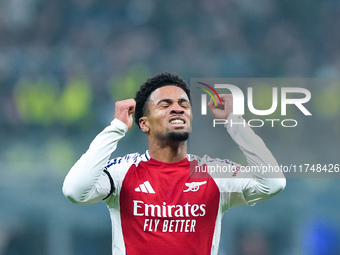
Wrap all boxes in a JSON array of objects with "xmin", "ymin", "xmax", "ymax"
[{"xmin": 167, "ymin": 132, "xmax": 190, "ymax": 142}]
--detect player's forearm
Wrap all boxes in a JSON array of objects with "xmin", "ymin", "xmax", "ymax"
[
  {"xmin": 225, "ymin": 114, "xmax": 286, "ymax": 199},
  {"xmin": 62, "ymin": 118, "xmax": 128, "ymax": 204}
]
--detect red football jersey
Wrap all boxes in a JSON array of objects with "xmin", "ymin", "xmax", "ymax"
[
  {"xmin": 118, "ymin": 157, "xmax": 219, "ymax": 255},
  {"xmin": 63, "ymin": 117, "xmax": 286, "ymax": 255}
]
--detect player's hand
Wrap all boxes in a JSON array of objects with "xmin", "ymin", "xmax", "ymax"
[
  {"xmin": 114, "ymin": 99, "xmax": 136, "ymax": 130},
  {"xmin": 208, "ymin": 94, "xmax": 233, "ymax": 119}
]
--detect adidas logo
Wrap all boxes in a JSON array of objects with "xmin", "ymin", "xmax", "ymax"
[{"xmin": 135, "ymin": 181, "xmax": 155, "ymax": 194}]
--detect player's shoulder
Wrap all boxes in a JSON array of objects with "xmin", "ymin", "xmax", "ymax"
[
  {"xmin": 105, "ymin": 151, "xmax": 148, "ymax": 169},
  {"xmin": 188, "ymin": 154, "xmax": 235, "ymax": 166}
]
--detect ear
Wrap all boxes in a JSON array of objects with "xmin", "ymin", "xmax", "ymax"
[{"xmin": 139, "ymin": 117, "xmax": 150, "ymax": 133}]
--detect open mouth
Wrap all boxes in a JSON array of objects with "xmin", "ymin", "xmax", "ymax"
[{"xmin": 170, "ymin": 119, "xmax": 185, "ymax": 125}]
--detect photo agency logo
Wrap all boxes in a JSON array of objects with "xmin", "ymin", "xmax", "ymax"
[{"xmin": 196, "ymin": 82, "xmax": 312, "ymax": 128}]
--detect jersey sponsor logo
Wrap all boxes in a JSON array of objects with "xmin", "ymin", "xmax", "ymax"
[
  {"xmin": 143, "ymin": 218, "xmax": 196, "ymax": 233},
  {"xmin": 133, "ymin": 200, "xmax": 206, "ymax": 233},
  {"xmin": 183, "ymin": 181, "xmax": 207, "ymax": 192},
  {"xmin": 133, "ymin": 200, "xmax": 206, "ymax": 218},
  {"xmin": 135, "ymin": 181, "xmax": 155, "ymax": 194}
]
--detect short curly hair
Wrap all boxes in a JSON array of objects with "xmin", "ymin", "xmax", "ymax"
[{"xmin": 134, "ymin": 72, "xmax": 191, "ymax": 128}]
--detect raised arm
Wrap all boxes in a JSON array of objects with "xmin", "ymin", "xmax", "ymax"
[
  {"xmin": 62, "ymin": 99, "xmax": 135, "ymax": 204},
  {"xmin": 208, "ymin": 94, "xmax": 286, "ymax": 207}
]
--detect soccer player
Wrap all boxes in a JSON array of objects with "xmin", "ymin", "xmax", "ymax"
[{"xmin": 62, "ymin": 72, "xmax": 286, "ymax": 255}]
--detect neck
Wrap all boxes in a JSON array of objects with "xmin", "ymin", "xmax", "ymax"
[{"xmin": 148, "ymin": 139, "xmax": 188, "ymax": 163}]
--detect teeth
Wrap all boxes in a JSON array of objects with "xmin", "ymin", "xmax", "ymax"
[{"xmin": 170, "ymin": 119, "xmax": 184, "ymax": 124}]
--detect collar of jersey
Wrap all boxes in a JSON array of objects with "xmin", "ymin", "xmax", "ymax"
[{"xmin": 144, "ymin": 150, "xmax": 190, "ymax": 164}]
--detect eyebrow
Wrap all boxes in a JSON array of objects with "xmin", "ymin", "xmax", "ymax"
[{"xmin": 156, "ymin": 98, "xmax": 190, "ymax": 105}]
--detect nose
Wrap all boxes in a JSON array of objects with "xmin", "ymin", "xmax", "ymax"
[
  {"xmin": 170, "ymin": 102, "xmax": 185, "ymax": 114},
  {"xmin": 170, "ymin": 108, "xmax": 184, "ymax": 114}
]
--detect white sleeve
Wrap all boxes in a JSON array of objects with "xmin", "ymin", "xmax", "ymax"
[
  {"xmin": 219, "ymin": 114, "xmax": 286, "ymax": 209},
  {"xmin": 62, "ymin": 118, "xmax": 128, "ymax": 205}
]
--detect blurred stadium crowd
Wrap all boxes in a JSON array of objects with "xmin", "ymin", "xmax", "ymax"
[
  {"xmin": 0, "ymin": 0, "xmax": 340, "ymax": 255},
  {"xmin": 1, "ymin": 0, "xmax": 340, "ymax": 127}
]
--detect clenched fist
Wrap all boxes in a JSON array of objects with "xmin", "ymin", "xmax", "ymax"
[
  {"xmin": 208, "ymin": 94, "xmax": 233, "ymax": 119},
  {"xmin": 114, "ymin": 99, "xmax": 136, "ymax": 130}
]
